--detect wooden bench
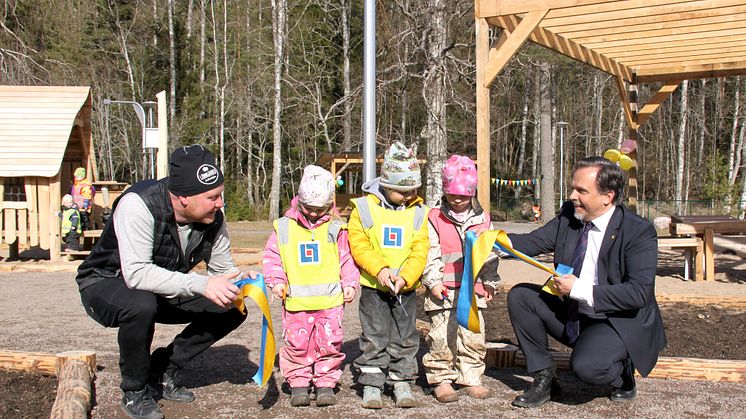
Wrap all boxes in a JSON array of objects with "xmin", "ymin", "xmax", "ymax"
[
  {"xmin": 658, "ymin": 236, "xmax": 703, "ymax": 281},
  {"xmin": 60, "ymin": 230, "xmax": 102, "ymax": 260}
]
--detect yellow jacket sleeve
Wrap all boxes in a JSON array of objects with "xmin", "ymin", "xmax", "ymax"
[
  {"xmin": 347, "ymin": 206, "xmax": 388, "ymax": 278},
  {"xmin": 398, "ymin": 210, "xmax": 429, "ymax": 287}
]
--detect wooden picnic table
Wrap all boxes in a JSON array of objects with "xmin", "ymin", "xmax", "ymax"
[{"xmin": 669, "ymin": 214, "xmax": 746, "ymax": 281}]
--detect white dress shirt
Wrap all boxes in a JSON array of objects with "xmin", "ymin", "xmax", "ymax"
[{"xmin": 569, "ymin": 205, "xmax": 616, "ymax": 316}]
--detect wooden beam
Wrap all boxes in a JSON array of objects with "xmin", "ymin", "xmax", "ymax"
[
  {"xmin": 582, "ymin": 26, "xmax": 746, "ymax": 50},
  {"xmin": 545, "ymin": 4, "xmax": 746, "ymax": 34},
  {"xmin": 625, "ymin": 51, "xmax": 746, "ymax": 67},
  {"xmin": 490, "ymin": 15, "xmax": 634, "ymax": 82},
  {"xmin": 484, "ymin": 343, "xmax": 746, "ymax": 383},
  {"xmin": 477, "ymin": 0, "xmax": 639, "ymax": 19},
  {"xmin": 540, "ymin": 0, "xmax": 741, "ymax": 27},
  {"xmin": 615, "ymin": 76, "xmax": 638, "ymax": 130},
  {"xmin": 609, "ymin": 42, "xmax": 746, "ymax": 61},
  {"xmin": 635, "ymin": 60, "xmax": 746, "ymax": 82},
  {"xmin": 476, "ymin": 18, "xmax": 491, "ymax": 214},
  {"xmin": 483, "ymin": 10, "xmax": 548, "ymax": 88},
  {"xmin": 0, "ymin": 349, "xmax": 58, "ymax": 375},
  {"xmin": 598, "ymin": 33, "xmax": 746, "ymax": 55},
  {"xmin": 570, "ymin": 18, "xmax": 746, "ymax": 44},
  {"xmin": 637, "ymin": 81, "xmax": 680, "ymax": 128}
]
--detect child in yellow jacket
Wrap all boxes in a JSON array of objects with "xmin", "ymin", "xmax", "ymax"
[{"xmin": 348, "ymin": 142, "xmax": 429, "ymax": 409}]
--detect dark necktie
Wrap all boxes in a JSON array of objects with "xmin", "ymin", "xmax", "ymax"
[{"xmin": 566, "ymin": 221, "xmax": 592, "ymax": 344}]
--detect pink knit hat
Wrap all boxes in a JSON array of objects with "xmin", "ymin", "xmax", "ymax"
[{"xmin": 442, "ymin": 155, "xmax": 477, "ymax": 197}]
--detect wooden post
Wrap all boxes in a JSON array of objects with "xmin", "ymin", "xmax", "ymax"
[
  {"xmin": 476, "ymin": 18, "xmax": 491, "ymax": 214},
  {"xmin": 49, "ymin": 172, "xmax": 61, "ymax": 261},
  {"xmin": 704, "ymin": 227, "xmax": 715, "ymax": 281},
  {"xmin": 0, "ymin": 349, "xmax": 58, "ymax": 375}
]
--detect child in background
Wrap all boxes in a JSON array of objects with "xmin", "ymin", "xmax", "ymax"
[
  {"xmin": 60, "ymin": 194, "xmax": 82, "ymax": 251},
  {"xmin": 262, "ymin": 165, "xmax": 359, "ymax": 407},
  {"xmin": 348, "ymin": 142, "xmax": 430, "ymax": 409},
  {"xmin": 422, "ymin": 155, "xmax": 500, "ymax": 403}
]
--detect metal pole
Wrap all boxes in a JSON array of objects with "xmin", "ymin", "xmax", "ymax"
[
  {"xmin": 362, "ymin": 0, "xmax": 376, "ymax": 182},
  {"xmin": 557, "ymin": 121, "xmax": 568, "ymax": 206}
]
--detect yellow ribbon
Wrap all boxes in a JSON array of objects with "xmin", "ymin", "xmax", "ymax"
[{"xmin": 233, "ymin": 278, "xmax": 276, "ymax": 387}]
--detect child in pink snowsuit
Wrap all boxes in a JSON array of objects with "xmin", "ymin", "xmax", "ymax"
[{"xmin": 263, "ymin": 165, "xmax": 360, "ymax": 407}]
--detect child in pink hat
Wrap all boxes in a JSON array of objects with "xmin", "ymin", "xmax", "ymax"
[
  {"xmin": 422, "ymin": 155, "xmax": 500, "ymax": 403},
  {"xmin": 262, "ymin": 165, "xmax": 360, "ymax": 407}
]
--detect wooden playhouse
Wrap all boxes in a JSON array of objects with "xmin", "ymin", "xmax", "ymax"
[{"xmin": 0, "ymin": 86, "xmax": 97, "ymax": 261}]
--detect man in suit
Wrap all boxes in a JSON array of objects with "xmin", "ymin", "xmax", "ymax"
[{"xmin": 506, "ymin": 156, "xmax": 666, "ymax": 408}]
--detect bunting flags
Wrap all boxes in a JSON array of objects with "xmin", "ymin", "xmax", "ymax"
[
  {"xmin": 233, "ymin": 274, "xmax": 276, "ymax": 387},
  {"xmin": 491, "ymin": 178, "xmax": 538, "ymax": 186}
]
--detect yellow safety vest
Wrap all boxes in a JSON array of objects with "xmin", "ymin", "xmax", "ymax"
[
  {"xmin": 351, "ymin": 195, "xmax": 428, "ymax": 292},
  {"xmin": 275, "ymin": 217, "xmax": 344, "ymax": 311}
]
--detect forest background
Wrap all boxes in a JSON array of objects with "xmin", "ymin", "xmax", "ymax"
[{"xmin": 2, "ymin": 0, "xmax": 746, "ymax": 221}]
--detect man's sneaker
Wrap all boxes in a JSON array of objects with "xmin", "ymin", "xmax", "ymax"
[
  {"xmin": 121, "ymin": 387, "xmax": 164, "ymax": 419},
  {"xmin": 290, "ymin": 386, "xmax": 311, "ymax": 407},
  {"xmin": 393, "ymin": 382, "xmax": 417, "ymax": 408},
  {"xmin": 361, "ymin": 386, "xmax": 383, "ymax": 409},
  {"xmin": 161, "ymin": 366, "xmax": 195, "ymax": 403},
  {"xmin": 315, "ymin": 387, "xmax": 336, "ymax": 406}
]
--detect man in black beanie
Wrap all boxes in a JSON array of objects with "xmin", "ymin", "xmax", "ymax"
[{"xmin": 76, "ymin": 144, "xmax": 255, "ymax": 419}]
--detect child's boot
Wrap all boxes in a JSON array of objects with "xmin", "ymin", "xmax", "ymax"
[
  {"xmin": 463, "ymin": 384, "xmax": 490, "ymax": 399},
  {"xmin": 433, "ymin": 382, "xmax": 459, "ymax": 403},
  {"xmin": 361, "ymin": 386, "xmax": 383, "ymax": 409},
  {"xmin": 315, "ymin": 387, "xmax": 336, "ymax": 406},
  {"xmin": 290, "ymin": 386, "xmax": 311, "ymax": 407},
  {"xmin": 393, "ymin": 382, "xmax": 416, "ymax": 408}
]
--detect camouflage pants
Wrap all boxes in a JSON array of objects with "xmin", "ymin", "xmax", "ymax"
[{"xmin": 422, "ymin": 307, "xmax": 486, "ymax": 386}]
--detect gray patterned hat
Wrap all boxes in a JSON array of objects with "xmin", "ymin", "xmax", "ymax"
[{"xmin": 379, "ymin": 142, "xmax": 421, "ymax": 191}]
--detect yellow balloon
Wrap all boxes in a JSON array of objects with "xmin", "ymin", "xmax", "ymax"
[
  {"xmin": 604, "ymin": 149, "xmax": 621, "ymax": 163},
  {"xmin": 618, "ymin": 154, "xmax": 634, "ymax": 170}
]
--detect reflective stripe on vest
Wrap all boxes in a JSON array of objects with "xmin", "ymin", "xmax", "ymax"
[
  {"xmin": 352, "ymin": 195, "xmax": 429, "ymax": 291},
  {"xmin": 274, "ymin": 216, "xmax": 344, "ymax": 311}
]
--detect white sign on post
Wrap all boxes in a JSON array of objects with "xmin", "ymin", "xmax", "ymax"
[{"xmin": 144, "ymin": 128, "xmax": 160, "ymax": 149}]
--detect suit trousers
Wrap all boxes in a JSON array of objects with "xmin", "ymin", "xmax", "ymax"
[
  {"xmin": 507, "ymin": 283, "xmax": 628, "ymax": 388},
  {"xmin": 80, "ymin": 277, "xmax": 247, "ymax": 391}
]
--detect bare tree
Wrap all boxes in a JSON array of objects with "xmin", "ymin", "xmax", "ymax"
[
  {"xmin": 539, "ymin": 61, "xmax": 555, "ymax": 221},
  {"xmin": 268, "ymin": 0, "xmax": 287, "ymax": 220},
  {"xmin": 675, "ymin": 80, "xmax": 689, "ymax": 214}
]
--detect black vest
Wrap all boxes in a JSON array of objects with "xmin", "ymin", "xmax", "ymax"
[{"xmin": 76, "ymin": 179, "xmax": 223, "ymax": 291}]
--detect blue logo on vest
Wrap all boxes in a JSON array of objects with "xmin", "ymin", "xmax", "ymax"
[
  {"xmin": 382, "ymin": 225, "xmax": 404, "ymax": 248},
  {"xmin": 299, "ymin": 242, "xmax": 320, "ymax": 264}
]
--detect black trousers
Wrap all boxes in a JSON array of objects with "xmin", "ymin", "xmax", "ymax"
[
  {"xmin": 80, "ymin": 277, "xmax": 247, "ymax": 391},
  {"xmin": 507, "ymin": 283, "xmax": 627, "ymax": 388}
]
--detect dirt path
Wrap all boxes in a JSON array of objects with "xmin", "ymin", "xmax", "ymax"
[{"xmin": 1, "ymin": 221, "xmax": 745, "ymax": 417}]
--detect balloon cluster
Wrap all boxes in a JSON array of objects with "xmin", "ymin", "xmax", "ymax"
[
  {"xmin": 335, "ymin": 175, "xmax": 344, "ymax": 188},
  {"xmin": 603, "ymin": 139, "xmax": 637, "ymax": 171}
]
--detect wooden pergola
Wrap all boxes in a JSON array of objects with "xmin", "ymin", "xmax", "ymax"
[{"xmin": 475, "ymin": 0, "xmax": 746, "ymax": 213}]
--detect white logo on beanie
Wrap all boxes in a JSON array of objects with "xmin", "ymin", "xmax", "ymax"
[{"xmin": 197, "ymin": 164, "xmax": 220, "ymax": 185}]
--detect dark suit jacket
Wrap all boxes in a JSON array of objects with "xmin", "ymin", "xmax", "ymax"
[{"xmin": 508, "ymin": 202, "xmax": 666, "ymax": 376}]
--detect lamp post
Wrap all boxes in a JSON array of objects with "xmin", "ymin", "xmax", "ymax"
[
  {"xmin": 556, "ymin": 121, "xmax": 569, "ymax": 206},
  {"xmin": 103, "ymin": 99, "xmax": 158, "ymax": 179}
]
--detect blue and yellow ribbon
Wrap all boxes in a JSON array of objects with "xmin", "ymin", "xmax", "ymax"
[
  {"xmin": 456, "ymin": 230, "xmax": 502, "ymax": 333},
  {"xmin": 233, "ymin": 274, "xmax": 276, "ymax": 387}
]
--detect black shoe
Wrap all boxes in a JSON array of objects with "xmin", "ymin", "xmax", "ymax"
[
  {"xmin": 290, "ymin": 386, "xmax": 311, "ymax": 407},
  {"xmin": 610, "ymin": 358, "xmax": 637, "ymax": 402},
  {"xmin": 162, "ymin": 366, "xmax": 196, "ymax": 403},
  {"xmin": 316, "ymin": 387, "xmax": 336, "ymax": 406},
  {"xmin": 121, "ymin": 387, "xmax": 164, "ymax": 419},
  {"xmin": 512, "ymin": 366, "xmax": 560, "ymax": 408}
]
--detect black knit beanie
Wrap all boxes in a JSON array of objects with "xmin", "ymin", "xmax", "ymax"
[{"xmin": 168, "ymin": 144, "xmax": 224, "ymax": 196}]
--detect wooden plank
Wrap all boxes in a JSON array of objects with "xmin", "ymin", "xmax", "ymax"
[
  {"xmin": 704, "ymin": 228, "xmax": 715, "ymax": 282},
  {"xmin": 38, "ymin": 178, "xmax": 50, "ymax": 249},
  {"xmin": 637, "ymin": 81, "xmax": 680, "ymax": 127},
  {"xmin": 570, "ymin": 18, "xmax": 746, "ymax": 44},
  {"xmin": 49, "ymin": 173, "xmax": 61, "ymax": 261},
  {"xmin": 484, "ymin": 344, "xmax": 746, "ymax": 383},
  {"xmin": 671, "ymin": 220, "xmax": 746, "ymax": 235},
  {"xmin": 477, "ymin": 0, "xmax": 637, "ymax": 18},
  {"xmin": 548, "ymin": 4, "xmax": 746, "ymax": 34},
  {"xmin": 599, "ymin": 33, "xmax": 746, "ymax": 56},
  {"xmin": 609, "ymin": 41, "xmax": 746, "ymax": 60},
  {"xmin": 4, "ymin": 208, "xmax": 16, "ymax": 244},
  {"xmin": 0, "ymin": 201, "xmax": 31, "ymax": 209},
  {"xmin": 17, "ymin": 208, "xmax": 27, "ymax": 245},
  {"xmin": 484, "ymin": 10, "xmax": 548, "ymax": 87},
  {"xmin": 24, "ymin": 176, "xmax": 39, "ymax": 246},
  {"xmin": 657, "ymin": 237, "xmax": 699, "ymax": 247},
  {"xmin": 628, "ymin": 51, "xmax": 746, "ymax": 67},
  {"xmin": 476, "ymin": 18, "xmax": 491, "ymax": 214},
  {"xmin": 490, "ymin": 15, "xmax": 634, "ymax": 82},
  {"xmin": 584, "ymin": 26, "xmax": 746, "ymax": 50},
  {"xmin": 615, "ymin": 76, "xmax": 638, "ymax": 130},
  {"xmin": 0, "ymin": 349, "xmax": 58, "ymax": 375}
]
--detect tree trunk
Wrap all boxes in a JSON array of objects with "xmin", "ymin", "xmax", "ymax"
[
  {"xmin": 696, "ymin": 79, "xmax": 707, "ymax": 168},
  {"xmin": 539, "ymin": 61, "xmax": 555, "ymax": 221},
  {"xmin": 268, "ymin": 0, "xmax": 287, "ymax": 220},
  {"xmin": 422, "ymin": 0, "xmax": 448, "ymax": 207},
  {"xmin": 675, "ymin": 80, "xmax": 689, "ymax": 214},
  {"xmin": 168, "ymin": 0, "xmax": 177, "ymax": 126}
]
